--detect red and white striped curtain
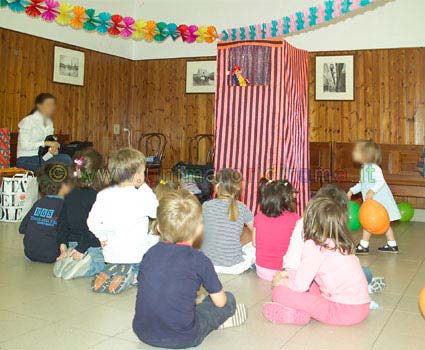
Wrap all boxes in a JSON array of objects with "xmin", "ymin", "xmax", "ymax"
[{"xmin": 214, "ymin": 39, "xmax": 309, "ymax": 214}]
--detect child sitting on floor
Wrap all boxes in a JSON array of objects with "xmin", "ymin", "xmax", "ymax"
[
  {"xmin": 284, "ymin": 184, "xmax": 386, "ymax": 294},
  {"xmin": 133, "ymin": 190, "xmax": 247, "ymax": 349},
  {"xmin": 19, "ymin": 163, "xmax": 73, "ymax": 263},
  {"xmin": 201, "ymin": 168, "xmax": 255, "ymax": 274},
  {"xmin": 263, "ymin": 195, "xmax": 370, "ymax": 326},
  {"xmin": 54, "ymin": 149, "xmax": 105, "ymax": 280},
  {"xmin": 148, "ymin": 179, "xmax": 179, "ymax": 235},
  {"xmin": 87, "ymin": 148, "xmax": 158, "ymax": 294},
  {"xmin": 254, "ymin": 178, "xmax": 300, "ymax": 281}
]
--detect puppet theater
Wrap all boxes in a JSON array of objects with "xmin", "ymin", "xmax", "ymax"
[{"xmin": 0, "ymin": 0, "xmax": 425, "ymax": 349}]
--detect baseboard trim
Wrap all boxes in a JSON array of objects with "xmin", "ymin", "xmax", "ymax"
[{"xmin": 413, "ymin": 209, "xmax": 425, "ymax": 222}]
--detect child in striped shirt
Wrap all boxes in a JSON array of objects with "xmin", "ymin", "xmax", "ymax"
[{"xmin": 201, "ymin": 169, "xmax": 255, "ymax": 274}]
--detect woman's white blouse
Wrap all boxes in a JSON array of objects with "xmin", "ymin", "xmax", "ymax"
[{"xmin": 17, "ymin": 111, "xmax": 54, "ymax": 158}]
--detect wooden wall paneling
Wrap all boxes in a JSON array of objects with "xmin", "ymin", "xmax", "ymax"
[{"xmin": 2, "ymin": 28, "xmax": 424, "ymax": 205}]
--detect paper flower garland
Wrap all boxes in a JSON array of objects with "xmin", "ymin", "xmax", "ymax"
[
  {"xmin": 1, "ymin": 0, "xmax": 386, "ymax": 44},
  {"xmin": 220, "ymin": 0, "xmax": 386, "ymax": 41},
  {"xmin": 0, "ymin": 0, "xmax": 218, "ymax": 44}
]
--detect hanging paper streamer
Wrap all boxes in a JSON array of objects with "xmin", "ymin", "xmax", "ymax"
[
  {"xmin": 0, "ymin": 0, "xmax": 217, "ymax": 44},
  {"xmin": 220, "ymin": 0, "xmax": 386, "ymax": 41}
]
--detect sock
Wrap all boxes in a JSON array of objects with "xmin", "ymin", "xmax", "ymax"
[
  {"xmin": 360, "ymin": 240, "xmax": 370, "ymax": 248},
  {"xmin": 387, "ymin": 240, "xmax": 397, "ymax": 247},
  {"xmin": 218, "ymin": 304, "xmax": 247, "ymax": 329}
]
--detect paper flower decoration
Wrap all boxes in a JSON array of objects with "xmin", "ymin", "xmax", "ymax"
[
  {"xmin": 195, "ymin": 25, "xmax": 217, "ymax": 43},
  {"xmin": 1, "ymin": 0, "xmax": 218, "ymax": 44},
  {"xmin": 108, "ymin": 14, "xmax": 123, "ymax": 36},
  {"xmin": 55, "ymin": 2, "xmax": 73, "ymax": 25},
  {"xmin": 166, "ymin": 23, "xmax": 180, "ymax": 41},
  {"xmin": 25, "ymin": 0, "xmax": 42, "ymax": 17},
  {"xmin": 178, "ymin": 24, "xmax": 198, "ymax": 43},
  {"xmin": 96, "ymin": 12, "xmax": 111, "ymax": 33},
  {"xmin": 83, "ymin": 8, "xmax": 97, "ymax": 31},
  {"xmin": 132, "ymin": 20, "xmax": 146, "ymax": 40},
  {"xmin": 143, "ymin": 20, "xmax": 157, "ymax": 42},
  {"xmin": 154, "ymin": 22, "xmax": 169, "ymax": 42},
  {"xmin": 120, "ymin": 17, "xmax": 135, "ymax": 38},
  {"xmin": 8, "ymin": 0, "xmax": 29, "ymax": 12},
  {"xmin": 69, "ymin": 5, "xmax": 85, "ymax": 29},
  {"xmin": 41, "ymin": 0, "xmax": 59, "ymax": 21}
]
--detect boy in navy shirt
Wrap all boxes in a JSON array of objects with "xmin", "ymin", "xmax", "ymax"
[
  {"xmin": 19, "ymin": 163, "xmax": 73, "ymax": 263},
  {"xmin": 133, "ymin": 190, "xmax": 247, "ymax": 349}
]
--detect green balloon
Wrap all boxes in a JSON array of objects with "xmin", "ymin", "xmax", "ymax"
[
  {"xmin": 397, "ymin": 202, "xmax": 414, "ymax": 222},
  {"xmin": 348, "ymin": 201, "xmax": 361, "ymax": 231}
]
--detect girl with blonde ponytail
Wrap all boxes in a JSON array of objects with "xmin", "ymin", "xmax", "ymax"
[{"xmin": 201, "ymin": 169, "xmax": 256, "ymax": 275}]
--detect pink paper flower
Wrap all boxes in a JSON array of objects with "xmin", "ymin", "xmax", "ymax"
[
  {"xmin": 303, "ymin": 9, "xmax": 311, "ymax": 28},
  {"xmin": 120, "ymin": 17, "xmax": 135, "ymax": 38},
  {"xmin": 317, "ymin": 4, "xmax": 325, "ymax": 24},
  {"xmin": 333, "ymin": 0, "xmax": 342, "ymax": 17},
  {"xmin": 289, "ymin": 15, "xmax": 297, "ymax": 33},
  {"xmin": 350, "ymin": 0, "xmax": 362, "ymax": 11},
  {"xmin": 41, "ymin": 0, "xmax": 60, "ymax": 22}
]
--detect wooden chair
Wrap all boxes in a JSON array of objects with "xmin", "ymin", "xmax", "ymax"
[
  {"xmin": 138, "ymin": 133, "xmax": 167, "ymax": 185},
  {"xmin": 188, "ymin": 134, "xmax": 214, "ymax": 165}
]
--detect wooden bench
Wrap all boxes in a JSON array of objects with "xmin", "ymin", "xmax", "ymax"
[
  {"xmin": 9, "ymin": 132, "xmax": 70, "ymax": 167},
  {"xmin": 310, "ymin": 142, "xmax": 425, "ymax": 208}
]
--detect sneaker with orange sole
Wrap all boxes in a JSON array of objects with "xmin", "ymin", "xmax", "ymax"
[{"xmin": 91, "ymin": 272, "xmax": 110, "ymax": 293}]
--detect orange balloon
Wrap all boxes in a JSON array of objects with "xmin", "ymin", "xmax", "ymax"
[
  {"xmin": 359, "ymin": 199, "xmax": 390, "ymax": 235},
  {"xmin": 420, "ymin": 288, "xmax": 425, "ymax": 317}
]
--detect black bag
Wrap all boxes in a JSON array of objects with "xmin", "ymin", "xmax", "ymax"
[{"xmin": 39, "ymin": 136, "xmax": 93, "ymax": 159}]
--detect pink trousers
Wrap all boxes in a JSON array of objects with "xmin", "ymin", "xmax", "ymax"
[
  {"xmin": 272, "ymin": 283, "xmax": 369, "ymax": 326},
  {"xmin": 256, "ymin": 265, "xmax": 279, "ymax": 281}
]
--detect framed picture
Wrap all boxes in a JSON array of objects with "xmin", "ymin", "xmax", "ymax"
[
  {"xmin": 53, "ymin": 46, "xmax": 85, "ymax": 86},
  {"xmin": 186, "ymin": 61, "xmax": 216, "ymax": 93},
  {"xmin": 315, "ymin": 55, "xmax": 354, "ymax": 101}
]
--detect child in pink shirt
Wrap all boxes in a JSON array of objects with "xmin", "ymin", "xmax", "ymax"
[
  {"xmin": 254, "ymin": 178, "xmax": 300, "ymax": 281},
  {"xmin": 263, "ymin": 196, "xmax": 370, "ymax": 326}
]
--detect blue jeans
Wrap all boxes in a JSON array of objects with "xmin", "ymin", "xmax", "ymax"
[
  {"xmin": 17, "ymin": 154, "xmax": 72, "ymax": 172},
  {"xmin": 160, "ymin": 292, "xmax": 237, "ymax": 349},
  {"xmin": 362, "ymin": 266, "xmax": 373, "ymax": 284},
  {"xmin": 68, "ymin": 242, "xmax": 105, "ymax": 277}
]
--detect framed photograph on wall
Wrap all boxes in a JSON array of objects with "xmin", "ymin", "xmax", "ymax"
[
  {"xmin": 315, "ymin": 55, "xmax": 354, "ymax": 101},
  {"xmin": 186, "ymin": 61, "xmax": 216, "ymax": 93},
  {"xmin": 53, "ymin": 46, "xmax": 85, "ymax": 86}
]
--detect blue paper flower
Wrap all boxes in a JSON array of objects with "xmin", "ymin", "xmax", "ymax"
[
  {"xmin": 240, "ymin": 27, "xmax": 246, "ymax": 40},
  {"xmin": 341, "ymin": 0, "xmax": 352, "ymax": 14},
  {"xmin": 249, "ymin": 25, "xmax": 256, "ymax": 40},
  {"xmin": 96, "ymin": 12, "xmax": 111, "ymax": 34},
  {"xmin": 309, "ymin": 7, "xmax": 318, "ymax": 26},
  {"xmin": 221, "ymin": 30, "xmax": 229, "ymax": 41},
  {"xmin": 231, "ymin": 28, "xmax": 237, "ymax": 41},
  {"xmin": 324, "ymin": 0, "xmax": 335, "ymax": 21},
  {"xmin": 271, "ymin": 20, "xmax": 278, "ymax": 37},
  {"xmin": 8, "ymin": 0, "xmax": 29, "ymax": 13},
  {"xmin": 283, "ymin": 16, "xmax": 290, "ymax": 34},
  {"xmin": 296, "ymin": 12, "xmax": 304, "ymax": 30}
]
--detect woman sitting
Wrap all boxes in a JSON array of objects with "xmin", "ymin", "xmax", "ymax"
[{"xmin": 17, "ymin": 93, "xmax": 71, "ymax": 172}]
